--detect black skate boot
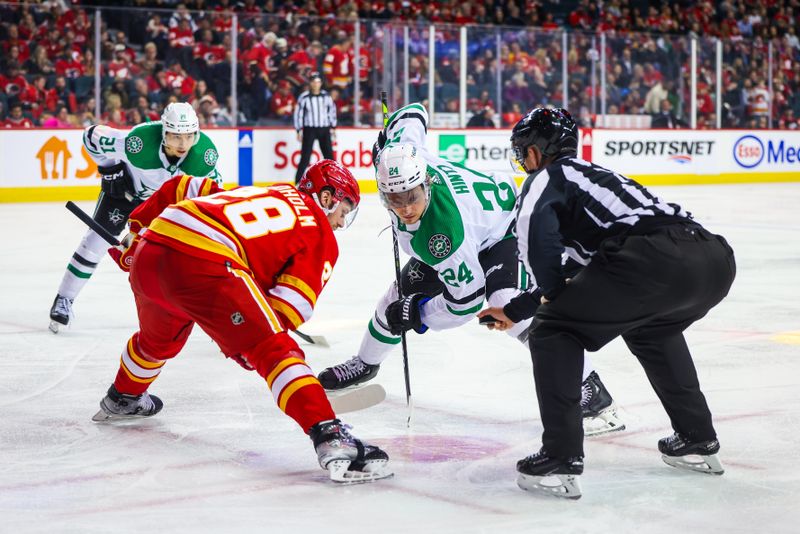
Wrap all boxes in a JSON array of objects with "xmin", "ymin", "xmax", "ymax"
[
  {"xmin": 318, "ymin": 356, "xmax": 380, "ymax": 390},
  {"xmin": 516, "ymin": 448, "xmax": 584, "ymax": 499},
  {"xmin": 658, "ymin": 432, "xmax": 724, "ymax": 475},
  {"xmin": 581, "ymin": 371, "xmax": 625, "ymax": 436},
  {"xmin": 49, "ymin": 294, "xmax": 74, "ymax": 333},
  {"xmin": 92, "ymin": 385, "xmax": 164, "ymax": 422},
  {"xmin": 309, "ymin": 419, "xmax": 393, "ymax": 484}
]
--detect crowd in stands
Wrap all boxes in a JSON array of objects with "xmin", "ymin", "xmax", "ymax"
[{"xmin": 1, "ymin": 0, "xmax": 799, "ymax": 130}]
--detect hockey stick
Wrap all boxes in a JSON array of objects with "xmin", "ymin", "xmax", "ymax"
[
  {"xmin": 66, "ymin": 201, "xmax": 121, "ymax": 247},
  {"xmin": 327, "ymin": 384, "xmax": 387, "ymax": 414},
  {"xmin": 380, "ymin": 91, "xmax": 414, "ymax": 426},
  {"xmin": 65, "ymin": 201, "xmax": 327, "ymax": 346},
  {"xmin": 291, "ymin": 330, "xmax": 329, "ymax": 347}
]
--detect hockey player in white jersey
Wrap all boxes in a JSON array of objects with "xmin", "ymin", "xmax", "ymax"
[
  {"xmin": 318, "ymin": 103, "xmax": 624, "ymax": 436},
  {"xmin": 49, "ymin": 103, "xmax": 221, "ymax": 333}
]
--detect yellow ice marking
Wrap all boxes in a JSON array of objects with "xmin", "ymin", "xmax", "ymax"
[{"xmin": 773, "ymin": 331, "xmax": 800, "ymax": 345}]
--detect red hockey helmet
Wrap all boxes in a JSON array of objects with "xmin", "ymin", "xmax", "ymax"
[{"xmin": 298, "ymin": 159, "xmax": 360, "ymax": 227}]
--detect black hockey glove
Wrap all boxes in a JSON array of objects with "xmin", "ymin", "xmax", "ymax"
[
  {"xmin": 371, "ymin": 130, "xmax": 387, "ymax": 164},
  {"xmin": 385, "ymin": 293, "xmax": 431, "ymax": 335},
  {"xmin": 99, "ymin": 162, "xmax": 135, "ymax": 200}
]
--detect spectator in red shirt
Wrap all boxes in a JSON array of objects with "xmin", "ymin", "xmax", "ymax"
[
  {"xmin": 3, "ymin": 25, "xmax": 30, "ymax": 64},
  {"xmin": 19, "ymin": 75, "xmax": 58, "ymax": 118},
  {"xmin": 168, "ymin": 18, "xmax": 196, "ymax": 68},
  {"xmin": 2, "ymin": 103, "xmax": 34, "ymax": 128},
  {"xmin": 270, "ymin": 80, "xmax": 297, "ymax": 123},
  {"xmin": 163, "ymin": 59, "xmax": 196, "ymax": 97},
  {"xmin": 55, "ymin": 51, "xmax": 85, "ymax": 79},
  {"xmin": 108, "ymin": 44, "xmax": 137, "ymax": 80},
  {"xmin": 0, "ymin": 62, "xmax": 29, "ymax": 102},
  {"xmin": 39, "ymin": 25, "xmax": 64, "ymax": 61}
]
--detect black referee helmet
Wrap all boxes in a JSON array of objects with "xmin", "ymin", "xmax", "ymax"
[{"xmin": 510, "ymin": 108, "xmax": 579, "ymax": 167}]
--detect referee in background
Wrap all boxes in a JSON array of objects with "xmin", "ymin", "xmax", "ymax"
[
  {"xmin": 293, "ymin": 72, "xmax": 337, "ymax": 183},
  {"xmin": 480, "ymin": 107, "xmax": 736, "ymax": 499}
]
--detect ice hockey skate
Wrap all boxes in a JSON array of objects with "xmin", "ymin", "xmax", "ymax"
[
  {"xmin": 309, "ymin": 419, "xmax": 393, "ymax": 484},
  {"xmin": 658, "ymin": 432, "xmax": 724, "ymax": 475},
  {"xmin": 48, "ymin": 295, "xmax": 74, "ymax": 334},
  {"xmin": 318, "ymin": 356, "xmax": 380, "ymax": 390},
  {"xmin": 581, "ymin": 371, "xmax": 626, "ymax": 437},
  {"xmin": 516, "ymin": 448, "xmax": 584, "ymax": 500},
  {"xmin": 92, "ymin": 385, "xmax": 164, "ymax": 422}
]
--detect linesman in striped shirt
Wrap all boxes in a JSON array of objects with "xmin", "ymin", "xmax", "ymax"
[
  {"xmin": 480, "ymin": 108, "xmax": 736, "ymax": 499},
  {"xmin": 294, "ymin": 72, "xmax": 337, "ymax": 183}
]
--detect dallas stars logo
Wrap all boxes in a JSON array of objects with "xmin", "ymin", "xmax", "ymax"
[
  {"xmin": 428, "ymin": 233, "xmax": 452, "ymax": 259},
  {"xmin": 108, "ymin": 208, "xmax": 124, "ymax": 225},
  {"xmin": 126, "ymin": 136, "xmax": 143, "ymax": 154},
  {"xmin": 408, "ymin": 262, "xmax": 425, "ymax": 283}
]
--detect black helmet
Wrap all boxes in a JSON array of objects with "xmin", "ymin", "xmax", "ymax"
[{"xmin": 510, "ymin": 107, "xmax": 578, "ymax": 169}]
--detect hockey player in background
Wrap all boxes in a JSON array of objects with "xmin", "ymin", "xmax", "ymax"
[
  {"xmin": 317, "ymin": 103, "xmax": 624, "ymax": 437},
  {"xmin": 481, "ymin": 107, "xmax": 734, "ymax": 499},
  {"xmin": 92, "ymin": 160, "xmax": 392, "ymax": 484},
  {"xmin": 49, "ymin": 102, "xmax": 221, "ymax": 333}
]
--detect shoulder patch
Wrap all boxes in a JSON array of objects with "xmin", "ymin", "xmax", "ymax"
[
  {"xmin": 203, "ymin": 148, "xmax": 219, "ymax": 166},
  {"xmin": 428, "ymin": 233, "xmax": 452, "ymax": 259},
  {"xmin": 126, "ymin": 136, "xmax": 144, "ymax": 154}
]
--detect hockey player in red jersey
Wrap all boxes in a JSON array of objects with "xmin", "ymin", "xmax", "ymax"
[{"xmin": 92, "ymin": 160, "xmax": 392, "ymax": 484}]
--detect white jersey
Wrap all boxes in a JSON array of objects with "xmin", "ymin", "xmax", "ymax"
[
  {"xmin": 383, "ymin": 103, "xmax": 518, "ymax": 330},
  {"xmin": 83, "ymin": 121, "xmax": 221, "ymax": 201}
]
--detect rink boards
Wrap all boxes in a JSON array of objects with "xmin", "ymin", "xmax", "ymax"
[{"xmin": 1, "ymin": 127, "xmax": 798, "ymax": 202}]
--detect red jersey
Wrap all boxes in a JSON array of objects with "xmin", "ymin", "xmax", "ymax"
[
  {"xmin": 270, "ymin": 91, "xmax": 296, "ymax": 118},
  {"xmin": 323, "ymin": 45, "xmax": 350, "ymax": 88},
  {"xmin": 169, "ymin": 27, "xmax": 195, "ymax": 48},
  {"xmin": 2, "ymin": 116, "xmax": 34, "ymax": 128},
  {"xmin": 55, "ymin": 57, "xmax": 85, "ymax": 78},
  {"xmin": 132, "ymin": 177, "xmax": 338, "ymax": 331}
]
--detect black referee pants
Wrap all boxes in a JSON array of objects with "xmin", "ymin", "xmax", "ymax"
[
  {"xmin": 295, "ymin": 126, "xmax": 334, "ymax": 183},
  {"xmin": 528, "ymin": 222, "xmax": 736, "ymax": 458}
]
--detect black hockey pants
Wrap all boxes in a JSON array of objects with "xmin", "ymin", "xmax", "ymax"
[{"xmin": 528, "ymin": 222, "xmax": 736, "ymax": 458}]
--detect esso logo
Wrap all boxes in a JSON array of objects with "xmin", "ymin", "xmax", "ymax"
[{"xmin": 733, "ymin": 135, "xmax": 764, "ymax": 168}]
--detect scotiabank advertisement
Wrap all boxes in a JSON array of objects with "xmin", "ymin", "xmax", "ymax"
[{"xmin": 248, "ymin": 128, "xmax": 519, "ymax": 185}]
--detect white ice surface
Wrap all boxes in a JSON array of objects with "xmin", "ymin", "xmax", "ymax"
[{"xmin": 1, "ymin": 183, "xmax": 799, "ymax": 533}]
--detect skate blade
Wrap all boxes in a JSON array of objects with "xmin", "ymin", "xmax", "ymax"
[
  {"xmin": 327, "ymin": 459, "xmax": 394, "ymax": 484},
  {"xmin": 327, "ymin": 384, "xmax": 386, "ymax": 414},
  {"xmin": 583, "ymin": 403, "xmax": 626, "ymax": 437},
  {"xmin": 517, "ymin": 472, "xmax": 582, "ymax": 500},
  {"xmin": 662, "ymin": 453, "xmax": 725, "ymax": 475},
  {"xmin": 91, "ymin": 409, "xmax": 156, "ymax": 423},
  {"xmin": 48, "ymin": 320, "xmax": 61, "ymax": 334}
]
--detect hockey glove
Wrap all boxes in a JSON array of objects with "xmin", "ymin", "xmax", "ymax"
[
  {"xmin": 107, "ymin": 232, "xmax": 140, "ymax": 273},
  {"xmin": 99, "ymin": 161, "xmax": 136, "ymax": 200},
  {"xmin": 385, "ymin": 293, "xmax": 431, "ymax": 335},
  {"xmin": 371, "ymin": 130, "xmax": 387, "ymax": 164}
]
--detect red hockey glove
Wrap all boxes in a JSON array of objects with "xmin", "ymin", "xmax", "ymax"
[{"xmin": 108, "ymin": 232, "xmax": 140, "ymax": 272}]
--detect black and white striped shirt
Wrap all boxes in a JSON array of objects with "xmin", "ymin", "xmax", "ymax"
[
  {"xmin": 293, "ymin": 90, "xmax": 337, "ymax": 130},
  {"xmin": 515, "ymin": 156, "xmax": 690, "ymax": 299}
]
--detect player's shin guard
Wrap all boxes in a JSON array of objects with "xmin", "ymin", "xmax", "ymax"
[
  {"xmin": 112, "ymin": 333, "xmax": 167, "ymax": 396},
  {"xmin": 266, "ymin": 355, "xmax": 335, "ymax": 430}
]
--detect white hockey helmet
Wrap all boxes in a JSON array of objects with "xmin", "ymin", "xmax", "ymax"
[
  {"xmin": 161, "ymin": 102, "xmax": 200, "ymax": 145},
  {"xmin": 375, "ymin": 144, "xmax": 430, "ymax": 209}
]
